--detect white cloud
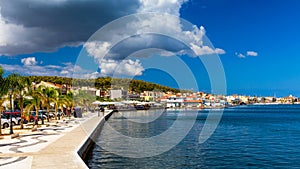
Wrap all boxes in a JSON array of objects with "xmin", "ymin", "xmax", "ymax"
[
  {"xmin": 247, "ymin": 51, "xmax": 258, "ymax": 57},
  {"xmin": 84, "ymin": 41, "xmax": 112, "ymax": 59},
  {"xmin": 235, "ymin": 51, "xmax": 258, "ymax": 58},
  {"xmin": 1, "ymin": 64, "xmax": 58, "ymax": 76},
  {"xmin": 83, "ymin": 13, "xmax": 224, "ymax": 61},
  {"xmin": 138, "ymin": 0, "xmax": 188, "ymax": 16},
  {"xmin": 215, "ymin": 48, "xmax": 226, "ymax": 55},
  {"xmin": 21, "ymin": 57, "xmax": 37, "ymax": 66},
  {"xmin": 1, "ymin": 0, "xmax": 228, "ymax": 78},
  {"xmin": 81, "ymin": 1, "xmax": 226, "ymax": 77},
  {"xmin": 60, "ymin": 70, "xmax": 69, "ymax": 75},
  {"xmin": 45, "ymin": 65, "xmax": 62, "ymax": 69},
  {"xmin": 190, "ymin": 43, "xmax": 215, "ymax": 56},
  {"xmin": 190, "ymin": 44, "xmax": 225, "ymax": 56},
  {"xmin": 99, "ymin": 59, "xmax": 144, "ymax": 76},
  {"xmin": 0, "ymin": 62, "xmax": 90, "ymax": 78},
  {"xmin": 236, "ymin": 52, "xmax": 245, "ymax": 58},
  {"xmin": 86, "ymin": 72, "xmax": 101, "ymax": 79}
]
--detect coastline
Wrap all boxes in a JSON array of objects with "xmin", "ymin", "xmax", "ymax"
[
  {"xmin": 0, "ymin": 111, "xmax": 115, "ymax": 169},
  {"xmin": 78, "ymin": 110, "xmax": 115, "ymax": 162}
]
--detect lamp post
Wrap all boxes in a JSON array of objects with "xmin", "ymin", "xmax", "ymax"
[{"xmin": 8, "ymin": 88, "xmax": 13, "ymax": 134}]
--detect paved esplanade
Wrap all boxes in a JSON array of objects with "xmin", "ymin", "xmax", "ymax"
[{"xmin": 0, "ymin": 112, "xmax": 105, "ymax": 169}]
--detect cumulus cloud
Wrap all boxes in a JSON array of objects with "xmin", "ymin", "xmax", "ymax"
[
  {"xmin": 138, "ymin": 0, "xmax": 188, "ymax": 16},
  {"xmin": 0, "ymin": 0, "xmax": 224, "ymax": 56},
  {"xmin": 247, "ymin": 51, "xmax": 258, "ymax": 57},
  {"xmin": 78, "ymin": 0, "xmax": 227, "ymax": 76},
  {"xmin": 236, "ymin": 51, "xmax": 258, "ymax": 58},
  {"xmin": 215, "ymin": 48, "xmax": 226, "ymax": 55},
  {"xmin": 190, "ymin": 44, "xmax": 226, "ymax": 56},
  {"xmin": 82, "ymin": 12, "xmax": 225, "ymax": 75},
  {"xmin": 0, "ymin": 0, "xmax": 140, "ymax": 56},
  {"xmin": 1, "ymin": 0, "xmax": 226, "ymax": 77},
  {"xmin": 99, "ymin": 59, "xmax": 144, "ymax": 76},
  {"xmin": 235, "ymin": 52, "xmax": 245, "ymax": 58},
  {"xmin": 0, "ymin": 62, "xmax": 90, "ymax": 77},
  {"xmin": 84, "ymin": 41, "xmax": 112, "ymax": 59},
  {"xmin": 21, "ymin": 57, "xmax": 37, "ymax": 66},
  {"xmin": 60, "ymin": 70, "xmax": 69, "ymax": 75},
  {"xmin": 190, "ymin": 43, "xmax": 215, "ymax": 56}
]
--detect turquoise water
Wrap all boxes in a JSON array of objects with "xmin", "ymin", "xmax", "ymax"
[{"xmin": 86, "ymin": 105, "xmax": 300, "ymax": 168}]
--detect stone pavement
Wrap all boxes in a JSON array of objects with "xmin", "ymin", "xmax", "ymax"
[{"xmin": 0, "ymin": 112, "xmax": 105, "ymax": 169}]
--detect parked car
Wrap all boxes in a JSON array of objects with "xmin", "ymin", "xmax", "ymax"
[
  {"xmin": 3, "ymin": 111, "xmax": 21, "ymax": 125},
  {"xmin": 29, "ymin": 110, "xmax": 48, "ymax": 122},
  {"xmin": 3, "ymin": 111, "xmax": 21, "ymax": 117},
  {"xmin": 1, "ymin": 114, "xmax": 18, "ymax": 128},
  {"xmin": 2, "ymin": 111, "xmax": 28, "ymax": 125},
  {"xmin": 1, "ymin": 117, "xmax": 10, "ymax": 128}
]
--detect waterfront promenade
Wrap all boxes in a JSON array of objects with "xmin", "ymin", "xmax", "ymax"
[{"xmin": 0, "ymin": 112, "xmax": 107, "ymax": 169}]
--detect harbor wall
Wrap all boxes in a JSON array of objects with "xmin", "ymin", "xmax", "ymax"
[{"xmin": 77, "ymin": 110, "xmax": 115, "ymax": 161}]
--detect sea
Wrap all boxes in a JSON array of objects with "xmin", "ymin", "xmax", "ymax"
[{"xmin": 85, "ymin": 104, "xmax": 300, "ymax": 168}]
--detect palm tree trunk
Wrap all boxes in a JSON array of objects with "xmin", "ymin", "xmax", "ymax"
[
  {"xmin": 20, "ymin": 97, "xmax": 24, "ymax": 129},
  {"xmin": 47, "ymin": 103, "xmax": 50, "ymax": 122},
  {"xmin": 35, "ymin": 106, "xmax": 39, "ymax": 126},
  {"xmin": 0, "ymin": 112, "xmax": 2, "ymax": 135},
  {"xmin": 54, "ymin": 103, "xmax": 58, "ymax": 120}
]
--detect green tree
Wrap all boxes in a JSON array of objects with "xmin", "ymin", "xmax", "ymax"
[
  {"xmin": 17, "ymin": 77, "xmax": 30, "ymax": 129},
  {"xmin": 0, "ymin": 97, "xmax": 7, "ymax": 135},
  {"xmin": 2, "ymin": 73, "xmax": 30, "ymax": 129},
  {"xmin": 58, "ymin": 93, "xmax": 74, "ymax": 118},
  {"xmin": 25, "ymin": 87, "xmax": 43, "ymax": 126},
  {"xmin": 40, "ymin": 86, "xmax": 59, "ymax": 122},
  {"xmin": 0, "ymin": 67, "xmax": 5, "ymax": 135},
  {"xmin": 50, "ymin": 89, "xmax": 73, "ymax": 120},
  {"xmin": 73, "ymin": 90, "xmax": 94, "ymax": 107}
]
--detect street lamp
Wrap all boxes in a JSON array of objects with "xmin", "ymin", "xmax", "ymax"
[{"xmin": 8, "ymin": 88, "xmax": 13, "ymax": 134}]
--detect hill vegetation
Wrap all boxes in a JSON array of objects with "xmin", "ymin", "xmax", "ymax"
[{"xmin": 23, "ymin": 76, "xmax": 181, "ymax": 93}]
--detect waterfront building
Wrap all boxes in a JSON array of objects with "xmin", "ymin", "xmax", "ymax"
[
  {"xmin": 110, "ymin": 89, "xmax": 128, "ymax": 100},
  {"xmin": 165, "ymin": 97, "xmax": 184, "ymax": 108},
  {"xmin": 140, "ymin": 91, "xmax": 164, "ymax": 101}
]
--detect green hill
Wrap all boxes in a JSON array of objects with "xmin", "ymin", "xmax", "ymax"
[{"xmin": 24, "ymin": 76, "xmax": 181, "ymax": 93}]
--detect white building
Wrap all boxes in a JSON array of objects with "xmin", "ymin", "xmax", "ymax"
[
  {"xmin": 110, "ymin": 90, "xmax": 128, "ymax": 100},
  {"xmin": 165, "ymin": 97, "xmax": 184, "ymax": 108}
]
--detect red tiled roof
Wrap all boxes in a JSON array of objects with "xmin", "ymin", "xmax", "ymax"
[{"xmin": 184, "ymin": 100, "xmax": 202, "ymax": 103}]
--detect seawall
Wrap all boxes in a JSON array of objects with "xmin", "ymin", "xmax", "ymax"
[
  {"xmin": 30, "ymin": 110, "xmax": 115, "ymax": 169},
  {"xmin": 78, "ymin": 110, "xmax": 115, "ymax": 161}
]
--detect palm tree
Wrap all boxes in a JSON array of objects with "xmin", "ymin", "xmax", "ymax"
[
  {"xmin": 16, "ymin": 76, "xmax": 30, "ymax": 129},
  {"xmin": 39, "ymin": 86, "xmax": 58, "ymax": 122},
  {"xmin": 0, "ymin": 66, "xmax": 5, "ymax": 135},
  {"xmin": 50, "ymin": 88, "xmax": 63, "ymax": 120},
  {"xmin": 0, "ymin": 66, "xmax": 6, "ymax": 97},
  {"xmin": 50, "ymin": 89, "xmax": 69, "ymax": 120},
  {"xmin": 25, "ymin": 87, "xmax": 43, "ymax": 126},
  {"xmin": 58, "ymin": 93, "xmax": 74, "ymax": 118},
  {"xmin": 0, "ymin": 66, "xmax": 4, "ymax": 135},
  {"xmin": 0, "ymin": 97, "xmax": 6, "ymax": 135},
  {"xmin": 2, "ymin": 73, "xmax": 30, "ymax": 129}
]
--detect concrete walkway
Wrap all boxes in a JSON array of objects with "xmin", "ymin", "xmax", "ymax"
[{"xmin": 0, "ymin": 112, "xmax": 108, "ymax": 169}]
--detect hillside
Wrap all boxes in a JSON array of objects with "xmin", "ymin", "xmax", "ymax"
[{"xmin": 24, "ymin": 76, "xmax": 181, "ymax": 93}]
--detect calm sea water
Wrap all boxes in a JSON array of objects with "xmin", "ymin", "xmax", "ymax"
[{"xmin": 85, "ymin": 104, "xmax": 300, "ymax": 168}]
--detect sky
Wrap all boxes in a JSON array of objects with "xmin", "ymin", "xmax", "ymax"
[{"xmin": 0, "ymin": 0, "xmax": 300, "ymax": 97}]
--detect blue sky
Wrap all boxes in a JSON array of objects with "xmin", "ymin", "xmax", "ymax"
[{"xmin": 0, "ymin": 0, "xmax": 300, "ymax": 97}]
